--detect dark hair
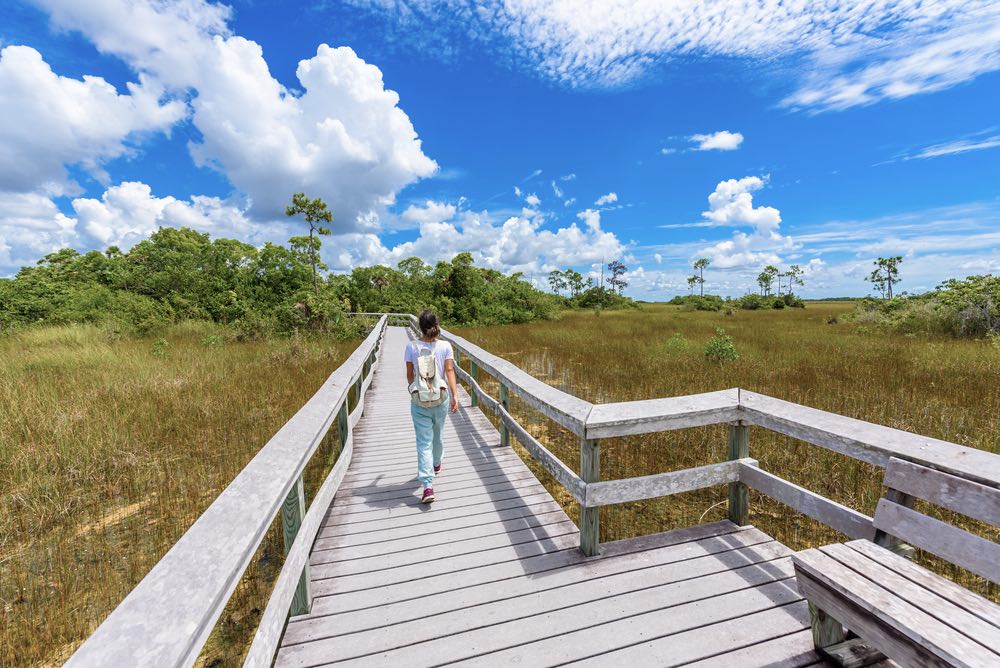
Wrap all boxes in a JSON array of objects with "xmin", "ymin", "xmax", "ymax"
[{"xmin": 418, "ymin": 309, "xmax": 441, "ymax": 339}]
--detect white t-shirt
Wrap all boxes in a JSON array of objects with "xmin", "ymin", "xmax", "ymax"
[{"xmin": 404, "ymin": 339, "xmax": 454, "ymax": 380}]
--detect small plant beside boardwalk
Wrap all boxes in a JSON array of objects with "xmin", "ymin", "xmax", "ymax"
[{"xmin": 704, "ymin": 328, "xmax": 739, "ymax": 364}]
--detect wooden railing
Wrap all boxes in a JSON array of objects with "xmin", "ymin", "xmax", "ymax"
[
  {"xmin": 394, "ymin": 315, "xmax": 1000, "ymax": 560},
  {"xmin": 69, "ymin": 312, "xmax": 1000, "ymax": 667},
  {"xmin": 67, "ymin": 316, "xmax": 388, "ymax": 668}
]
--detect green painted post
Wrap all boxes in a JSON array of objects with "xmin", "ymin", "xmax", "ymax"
[
  {"xmin": 499, "ymin": 383, "xmax": 510, "ymax": 447},
  {"xmin": 580, "ymin": 438, "xmax": 600, "ymax": 556},
  {"xmin": 281, "ymin": 476, "xmax": 311, "ymax": 615},
  {"xmin": 728, "ymin": 422, "xmax": 750, "ymax": 526},
  {"xmin": 470, "ymin": 362, "xmax": 479, "ymax": 408}
]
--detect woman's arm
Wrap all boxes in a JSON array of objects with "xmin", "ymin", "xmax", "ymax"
[
  {"xmin": 406, "ymin": 361, "xmax": 415, "ymax": 385},
  {"xmin": 444, "ymin": 359, "xmax": 459, "ymax": 413}
]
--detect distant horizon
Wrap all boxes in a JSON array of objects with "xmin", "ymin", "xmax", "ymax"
[{"xmin": 2, "ymin": 1, "xmax": 998, "ymax": 300}]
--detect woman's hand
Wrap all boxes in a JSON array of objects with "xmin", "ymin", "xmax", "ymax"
[{"xmin": 450, "ymin": 394, "xmax": 459, "ymax": 413}]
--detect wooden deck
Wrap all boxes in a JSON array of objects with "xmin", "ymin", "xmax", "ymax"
[{"xmin": 275, "ymin": 327, "xmax": 828, "ymax": 667}]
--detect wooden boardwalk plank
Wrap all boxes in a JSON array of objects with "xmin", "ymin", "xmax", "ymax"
[{"xmin": 275, "ymin": 327, "xmax": 822, "ymax": 667}]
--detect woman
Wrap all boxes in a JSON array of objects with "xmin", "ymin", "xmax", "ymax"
[{"xmin": 405, "ymin": 310, "xmax": 459, "ymax": 503}]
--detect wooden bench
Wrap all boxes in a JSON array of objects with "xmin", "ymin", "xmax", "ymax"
[{"xmin": 792, "ymin": 457, "xmax": 1000, "ymax": 667}]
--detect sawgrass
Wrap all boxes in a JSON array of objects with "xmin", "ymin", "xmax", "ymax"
[
  {"xmin": 0, "ymin": 323, "xmax": 352, "ymax": 666},
  {"xmin": 453, "ymin": 302, "xmax": 1000, "ymax": 599}
]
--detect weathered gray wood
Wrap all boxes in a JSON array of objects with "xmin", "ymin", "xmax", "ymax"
[
  {"xmin": 579, "ymin": 438, "xmax": 600, "ymax": 556},
  {"xmin": 739, "ymin": 462, "xmax": 876, "ymax": 541},
  {"xmin": 499, "ymin": 382, "xmax": 510, "ymax": 447},
  {"xmin": 819, "ymin": 638, "xmax": 887, "ymax": 668},
  {"xmin": 821, "ymin": 542, "xmax": 1000, "ymax": 650},
  {"xmin": 873, "ymin": 498, "xmax": 1000, "ymax": 584},
  {"xmin": 584, "ymin": 388, "xmax": 741, "ymax": 438},
  {"xmin": 740, "ymin": 390, "xmax": 1000, "ymax": 490},
  {"xmin": 66, "ymin": 316, "xmax": 388, "ymax": 668},
  {"xmin": 873, "ymin": 487, "xmax": 915, "ymax": 556},
  {"xmin": 793, "ymin": 548, "xmax": 997, "ymax": 667},
  {"xmin": 280, "ymin": 476, "xmax": 311, "ymax": 616},
  {"xmin": 470, "ymin": 361, "xmax": 479, "ymax": 407},
  {"xmin": 728, "ymin": 423, "xmax": 750, "ymax": 525},
  {"xmin": 584, "ymin": 459, "xmax": 750, "ymax": 507},
  {"xmin": 846, "ymin": 539, "xmax": 1000, "ymax": 629},
  {"xmin": 440, "ymin": 326, "xmax": 593, "ymax": 436},
  {"xmin": 883, "ymin": 456, "xmax": 1000, "ymax": 526}
]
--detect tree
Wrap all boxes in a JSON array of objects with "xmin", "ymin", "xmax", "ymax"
[
  {"xmin": 693, "ymin": 258, "xmax": 710, "ymax": 296},
  {"xmin": 687, "ymin": 275, "xmax": 699, "ymax": 294},
  {"xmin": 785, "ymin": 265, "xmax": 804, "ymax": 294},
  {"xmin": 548, "ymin": 270, "xmax": 567, "ymax": 295},
  {"xmin": 866, "ymin": 256, "xmax": 903, "ymax": 300},
  {"xmin": 397, "ymin": 256, "xmax": 430, "ymax": 279},
  {"xmin": 563, "ymin": 269, "xmax": 586, "ymax": 297},
  {"xmin": 285, "ymin": 192, "xmax": 333, "ymax": 296},
  {"xmin": 758, "ymin": 265, "xmax": 779, "ymax": 296},
  {"xmin": 606, "ymin": 259, "xmax": 628, "ymax": 295}
]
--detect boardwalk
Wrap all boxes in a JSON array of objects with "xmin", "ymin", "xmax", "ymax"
[{"xmin": 274, "ymin": 327, "xmax": 827, "ymax": 667}]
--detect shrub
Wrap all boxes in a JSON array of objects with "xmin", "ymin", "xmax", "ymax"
[{"xmin": 704, "ymin": 328, "xmax": 739, "ymax": 364}]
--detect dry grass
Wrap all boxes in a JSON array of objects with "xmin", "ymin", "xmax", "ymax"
[
  {"xmin": 0, "ymin": 323, "xmax": 352, "ymax": 666},
  {"xmin": 453, "ymin": 302, "xmax": 1000, "ymax": 600}
]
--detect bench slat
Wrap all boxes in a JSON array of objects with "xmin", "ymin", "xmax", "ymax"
[
  {"xmin": 793, "ymin": 549, "xmax": 997, "ymax": 667},
  {"xmin": 820, "ymin": 543, "xmax": 1000, "ymax": 653},
  {"xmin": 873, "ymin": 499, "xmax": 1000, "ymax": 584},
  {"xmin": 845, "ymin": 540, "xmax": 1000, "ymax": 630},
  {"xmin": 884, "ymin": 457, "xmax": 1000, "ymax": 526}
]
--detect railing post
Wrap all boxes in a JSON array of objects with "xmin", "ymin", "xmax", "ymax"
[
  {"xmin": 281, "ymin": 476, "xmax": 311, "ymax": 616},
  {"xmin": 874, "ymin": 489, "xmax": 916, "ymax": 557},
  {"xmin": 580, "ymin": 438, "xmax": 600, "ymax": 556},
  {"xmin": 337, "ymin": 399, "xmax": 349, "ymax": 454},
  {"xmin": 499, "ymin": 383, "xmax": 510, "ymax": 447},
  {"xmin": 470, "ymin": 362, "xmax": 479, "ymax": 408},
  {"xmin": 728, "ymin": 422, "xmax": 750, "ymax": 526}
]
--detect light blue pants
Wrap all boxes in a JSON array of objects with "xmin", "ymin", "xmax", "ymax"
[{"xmin": 411, "ymin": 390, "xmax": 448, "ymax": 487}]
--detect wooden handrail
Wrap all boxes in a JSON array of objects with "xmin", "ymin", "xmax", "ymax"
[{"xmin": 67, "ymin": 316, "xmax": 388, "ymax": 668}]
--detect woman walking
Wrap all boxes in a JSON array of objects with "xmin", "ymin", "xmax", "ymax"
[{"xmin": 405, "ymin": 310, "xmax": 459, "ymax": 503}]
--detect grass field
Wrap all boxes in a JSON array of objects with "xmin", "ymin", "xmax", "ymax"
[
  {"xmin": 3, "ymin": 304, "xmax": 998, "ymax": 665},
  {"xmin": 453, "ymin": 302, "xmax": 1000, "ymax": 600},
  {"xmin": 0, "ymin": 323, "xmax": 352, "ymax": 666}
]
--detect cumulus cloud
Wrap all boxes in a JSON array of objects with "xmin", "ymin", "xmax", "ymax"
[
  {"xmin": 595, "ymin": 192, "xmax": 618, "ymax": 206},
  {"xmin": 331, "ymin": 204, "xmax": 625, "ymax": 278},
  {"xmin": 30, "ymin": 0, "xmax": 437, "ymax": 230},
  {"xmin": 0, "ymin": 45, "xmax": 184, "ymax": 195},
  {"xmin": 401, "ymin": 200, "xmax": 458, "ymax": 227},
  {"xmin": 690, "ymin": 130, "xmax": 743, "ymax": 151},
  {"xmin": 346, "ymin": 0, "xmax": 1000, "ymax": 109},
  {"xmin": 525, "ymin": 193, "xmax": 541, "ymax": 207},
  {"xmin": 695, "ymin": 176, "xmax": 798, "ymax": 269}
]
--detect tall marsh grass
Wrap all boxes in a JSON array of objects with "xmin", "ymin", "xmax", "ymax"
[
  {"xmin": 454, "ymin": 302, "xmax": 1000, "ymax": 599},
  {"xmin": 1, "ymin": 323, "xmax": 351, "ymax": 666}
]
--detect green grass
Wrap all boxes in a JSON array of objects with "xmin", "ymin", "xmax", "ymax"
[
  {"xmin": 453, "ymin": 302, "xmax": 1000, "ymax": 600},
  {"xmin": 0, "ymin": 323, "xmax": 353, "ymax": 666}
]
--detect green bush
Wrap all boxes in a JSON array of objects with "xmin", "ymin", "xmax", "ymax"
[{"xmin": 704, "ymin": 328, "xmax": 739, "ymax": 364}]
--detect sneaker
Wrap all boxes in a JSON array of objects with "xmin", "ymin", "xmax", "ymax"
[
  {"xmin": 433, "ymin": 463, "xmax": 442, "ymax": 475},
  {"xmin": 421, "ymin": 487, "xmax": 435, "ymax": 503}
]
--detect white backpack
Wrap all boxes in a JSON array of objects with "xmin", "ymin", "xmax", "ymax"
[{"xmin": 409, "ymin": 341, "xmax": 448, "ymax": 408}]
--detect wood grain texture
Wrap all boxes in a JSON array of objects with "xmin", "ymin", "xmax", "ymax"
[
  {"xmin": 728, "ymin": 423, "xmax": 750, "ymax": 525},
  {"xmin": 585, "ymin": 388, "xmax": 741, "ymax": 438},
  {"xmin": 585, "ymin": 459, "xmax": 750, "ymax": 507},
  {"xmin": 579, "ymin": 438, "xmax": 600, "ymax": 556},
  {"xmin": 873, "ymin": 499, "xmax": 1000, "ymax": 584},
  {"xmin": 883, "ymin": 456, "xmax": 1000, "ymax": 526},
  {"xmin": 739, "ymin": 462, "xmax": 876, "ymax": 541},
  {"xmin": 66, "ymin": 316, "xmax": 388, "ymax": 668}
]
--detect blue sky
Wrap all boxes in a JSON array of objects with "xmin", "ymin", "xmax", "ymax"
[{"xmin": 1, "ymin": 0, "xmax": 999, "ymax": 298}]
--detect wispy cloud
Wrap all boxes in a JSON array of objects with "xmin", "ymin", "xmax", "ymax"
[{"xmin": 909, "ymin": 135, "xmax": 1000, "ymax": 159}]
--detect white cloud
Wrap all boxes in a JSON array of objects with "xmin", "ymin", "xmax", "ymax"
[
  {"xmin": 332, "ymin": 204, "xmax": 625, "ymax": 278},
  {"xmin": 348, "ymin": 0, "xmax": 1000, "ymax": 109},
  {"xmin": 525, "ymin": 193, "xmax": 541, "ymax": 207},
  {"xmin": 401, "ymin": 200, "xmax": 457, "ymax": 226},
  {"xmin": 559, "ymin": 173, "xmax": 576, "ymax": 181},
  {"xmin": 690, "ymin": 130, "xmax": 743, "ymax": 151},
  {"xmin": 550, "ymin": 180, "xmax": 564, "ymax": 198},
  {"xmin": 653, "ymin": 253, "xmax": 662, "ymax": 264},
  {"xmin": 513, "ymin": 185, "xmax": 523, "ymax": 197},
  {"xmin": 660, "ymin": 147, "xmax": 677, "ymax": 155},
  {"xmin": 908, "ymin": 134, "xmax": 1000, "ymax": 160},
  {"xmin": 0, "ymin": 45, "xmax": 184, "ymax": 195},
  {"xmin": 563, "ymin": 197, "xmax": 576, "ymax": 207},
  {"xmin": 696, "ymin": 176, "xmax": 798, "ymax": 269},
  {"xmin": 595, "ymin": 192, "xmax": 618, "ymax": 206},
  {"xmin": 31, "ymin": 0, "xmax": 437, "ymax": 230}
]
